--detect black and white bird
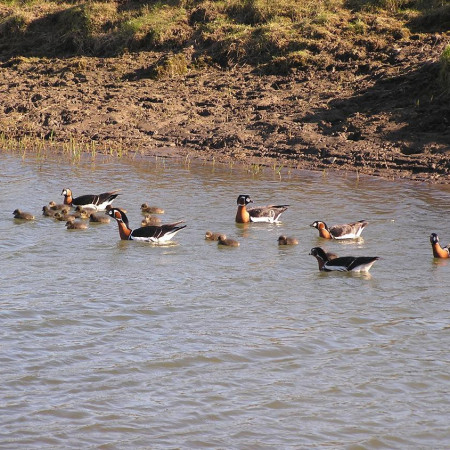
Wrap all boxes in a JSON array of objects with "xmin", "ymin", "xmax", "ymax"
[
  {"xmin": 107, "ymin": 208, "xmax": 186, "ymax": 244},
  {"xmin": 309, "ymin": 247, "xmax": 379, "ymax": 272},
  {"xmin": 235, "ymin": 194, "xmax": 289, "ymax": 223},
  {"xmin": 310, "ymin": 220, "xmax": 368, "ymax": 239},
  {"xmin": 62, "ymin": 188, "xmax": 119, "ymax": 211}
]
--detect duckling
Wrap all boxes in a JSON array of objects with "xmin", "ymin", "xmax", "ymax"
[
  {"xmin": 278, "ymin": 235, "xmax": 298, "ymax": 245},
  {"xmin": 141, "ymin": 214, "xmax": 162, "ymax": 226},
  {"xmin": 205, "ymin": 231, "xmax": 222, "ymax": 241},
  {"xmin": 42, "ymin": 205, "xmax": 57, "ymax": 217},
  {"xmin": 217, "ymin": 234, "xmax": 240, "ymax": 247},
  {"xmin": 141, "ymin": 203, "xmax": 165, "ymax": 214},
  {"xmin": 75, "ymin": 205, "xmax": 95, "ymax": 217},
  {"xmin": 13, "ymin": 209, "xmax": 35, "ymax": 221},
  {"xmin": 89, "ymin": 213, "xmax": 110, "ymax": 224},
  {"xmin": 65, "ymin": 217, "xmax": 88, "ymax": 230},
  {"xmin": 48, "ymin": 201, "xmax": 69, "ymax": 213},
  {"xmin": 54, "ymin": 211, "xmax": 77, "ymax": 222}
]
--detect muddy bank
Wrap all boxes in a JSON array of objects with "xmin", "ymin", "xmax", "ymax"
[{"xmin": 0, "ymin": 38, "xmax": 449, "ymax": 183}]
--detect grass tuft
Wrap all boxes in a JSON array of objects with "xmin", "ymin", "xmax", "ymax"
[{"xmin": 439, "ymin": 44, "xmax": 450, "ymax": 94}]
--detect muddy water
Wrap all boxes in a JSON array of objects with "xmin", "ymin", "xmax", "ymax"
[{"xmin": 1, "ymin": 150, "xmax": 449, "ymax": 448}]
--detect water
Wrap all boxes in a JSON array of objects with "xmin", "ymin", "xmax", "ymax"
[{"xmin": 1, "ymin": 150, "xmax": 449, "ymax": 448}]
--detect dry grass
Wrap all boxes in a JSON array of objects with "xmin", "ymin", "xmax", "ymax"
[{"xmin": 0, "ymin": 0, "xmax": 448, "ymax": 77}]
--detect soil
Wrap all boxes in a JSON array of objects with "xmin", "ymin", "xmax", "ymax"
[{"xmin": 0, "ymin": 34, "xmax": 449, "ymax": 183}]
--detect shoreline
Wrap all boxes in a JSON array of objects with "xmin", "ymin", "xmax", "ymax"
[{"xmin": 0, "ymin": 53, "xmax": 449, "ymax": 184}]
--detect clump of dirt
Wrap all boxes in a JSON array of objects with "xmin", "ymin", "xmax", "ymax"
[{"xmin": 0, "ymin": 38, "xmax": 449, "ymax": 183}]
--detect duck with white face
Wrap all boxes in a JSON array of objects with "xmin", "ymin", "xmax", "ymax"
[
  {"xmin": 309, "ymin": 247, "xmax": 379, "ymax": 272},
  {"xmin": 430, "ymin": 233, "xmax": 449, "ymax": 259},
  {"xmin": 235, "ymin": 194, "xmax": 289, "ymax": 223},
  {"xmin": 107, "ymin": 208, "xmax": 186, "ymax": 244},
  {"xmin": 310, "ymin": 219, "xmax": 369, "ymax": 239},
  {"xmin": 61, "ymin": 188, "xmax": 120, "ymax": 211}
]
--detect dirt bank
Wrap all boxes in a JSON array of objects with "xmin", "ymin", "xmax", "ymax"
[{"xmin": 0, "ymin": 35, "xmax": 449, "ymax": 183}]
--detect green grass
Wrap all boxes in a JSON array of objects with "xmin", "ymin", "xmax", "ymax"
[
  {"xmin": 0, "ymin": 0, "xmax": 448, "ymax": 75},
  {"xmin": 439, "ymin": 44, "xmax": 450, "ymax": 93}
]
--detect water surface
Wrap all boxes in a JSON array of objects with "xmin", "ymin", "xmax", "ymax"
[{"xmin": 1, "ymin": 150, "xmax": 449, "ymax": 448}]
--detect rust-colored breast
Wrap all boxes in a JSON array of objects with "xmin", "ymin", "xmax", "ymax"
[
  {"xmin": 318, "ymin": 224, "xmax": 332, "ymax": 239},
  {"xmin": 432, "ymin": 243, "xmax": 450, "ymax": 258},
  {"xmin": 235, "ymin": 205, "xmax": 250, "ymax": 223},
  {"xmin": 117, "ymin": 221, "xmax": 131, "ymax": 240}
]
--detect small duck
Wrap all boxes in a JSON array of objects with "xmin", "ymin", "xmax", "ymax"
[
  {"xmin": 430, "ymin": 233, "xmax": 449, "ymax": 259},
  {"xmin": 278, "ymin": 235, "xmax": 298, "ymax": 245},
  {"xmin": 62, "ymin": 188, "xmax": 119, "ymax": 211},
  {"xmin": 217, "ymin": 234, "xmax": 240, "ymax": 247},
  {"xmin": 13, "ymin": 209, "xmax": 35, "ymax": 220},
  {"xmin": 141, "ymin": 203, "xmax": 164, "ymax": 214},
  {"xmin": 107, "ymin": 208, "xmax": 186, "ymax": 243},
  {"xmin": 48, "ymin": 201, "xmax": 70, "ymax": 213},
  {"xmin": 309, "ymin": 247, "xmax": 378, "ymax": 272},
  {"xmin": 205, "ymin": 231, "xmax": 222, "ymax": 241},
  {"xmin": 75, "ymin": 205, "xmax": 95, "ymax": 216},
  {"xmin": 310, "ymin": 220, "xmax": 368, "ymax": 239},
  {"xmin": 89, "ymin": 213, "xmax": 110, "ymax": 224},
  {"xmin": 65, "ymin": 217, "xmax": 88, "ymax": 230},
  {"xmin": 54, "ymin": 212, "xmax": 77, "ymax": 222},
  {"xmin": 42, "ymin": 205, "xmax": 57, "ymax": 217},
  {"xmin": 141, "ymin": 215, "xmax": 162, "ymax": 226},
  {"xmin": 235, "ymin": 194, "xmax": 289, "ymax": 223}
]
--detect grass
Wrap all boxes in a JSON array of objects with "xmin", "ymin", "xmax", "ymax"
[
  {"xmin": 0, "ymin": 132, "xmax": 136, "ymax": 163},
  {"xmin": 439, "ymin": 44, "xmax": 450, "ymax": 93},
  {"xmin": 0, "ymin": 0, "xmax": 447, "ymax": 72}
]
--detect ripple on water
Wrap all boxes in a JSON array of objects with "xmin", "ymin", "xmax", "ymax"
[{"xmin": 0, "ymin": 151, "xmax": 449, "ymax": 447}]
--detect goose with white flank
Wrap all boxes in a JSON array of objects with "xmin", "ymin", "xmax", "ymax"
[
  {"xmin": 107, "ymin": 208, "xmax": 186, "ymax": 244},
  {"xmin": 62, "ymin": 188, "xmax": 119, "ymax": 211},
  {"xmin": 309, "ymin": 247, "xmax": 378, "ymax": 272},
  {"xmin": 310, "ymin": 220, "xmax": 368, "ymax": 239},
  {"xmin": 235, "ymin": 194, "xmax": 289, "ymax": 223}
]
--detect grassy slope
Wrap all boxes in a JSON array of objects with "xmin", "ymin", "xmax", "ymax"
[{"xmin": 0, "ymin": 0, "xmax": 449, "ymax": 79}]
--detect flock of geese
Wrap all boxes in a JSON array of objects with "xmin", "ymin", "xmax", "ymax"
[{"xmin": 12, "ymin": 188, "xmax": 450, "ymax": 272}]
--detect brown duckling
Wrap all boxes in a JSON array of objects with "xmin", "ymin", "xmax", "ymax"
[
  {"xmin": 75, "ymin": 205, "xmax": 95, "ymax": 217},
  {"xmin": 48, "ymin": 201, "xmax": 70, "ymax": 213},
  {"xmin": 141, "ymin": 203, "xmax": 164, "ymax": 214},
  {"xmin": 278, "ymin": 235, "xmax": 299, "ymax": 245},
  {"xmin": 42, "ymin": 205, "xmax": 57, "ymax": 217},
  {"xmin": 65, "ymin": 217, "xmax": 88, "ymax": 230},
  {"xmin": 205, "ymin": 231, "xmax": 222, "ymax": 241},
  {"xmin": 89, "ymin": 213, "xmax": 110, "ymax": 224},
  {"xmin": 141, "ymin": 215, "xmax": 162, "ymax": 226},
  {"xmin": 13, "ymin": 209, "xmax": 35, "ymax": 220},
  {"xmin": 54, "ymin": 211, "xmax": 77, "ymax": 222},
  {"xmin": 217, "ymin": 234, "xmax": 240, "ymax": 247}
]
